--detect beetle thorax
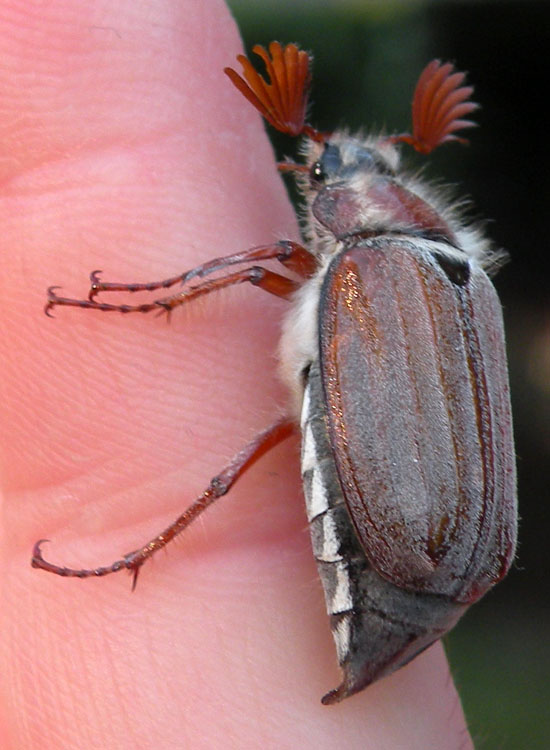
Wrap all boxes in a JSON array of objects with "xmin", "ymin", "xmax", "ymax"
[{"xmin": 303, "ymin": 134, "xmax": 457, "ymax": 250}]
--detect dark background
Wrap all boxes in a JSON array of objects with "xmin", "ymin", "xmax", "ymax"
[{"xmin": 227, "ymin": 1, "xmax": 550, "ymax": 747}]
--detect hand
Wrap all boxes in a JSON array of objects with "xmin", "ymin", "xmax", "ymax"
[{"xmin": 0, "ymin": 1, "xmax": 472, "ymax": 747}]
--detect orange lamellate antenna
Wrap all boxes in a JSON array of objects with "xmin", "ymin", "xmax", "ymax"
[
  {"xmin": 389, "ymin": 60, "xmax": 478, "ymax": 154},
  {"xmin": 224, "ymin": 41, "xmax": 324, "ymax": 142}
]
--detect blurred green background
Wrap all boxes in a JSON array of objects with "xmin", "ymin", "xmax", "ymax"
[{"xmin": 227, "ymin": 1, "xmax": 550, "ymax": 747}]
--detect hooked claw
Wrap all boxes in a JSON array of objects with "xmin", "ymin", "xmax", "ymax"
[
  {"xmin": 44, "ymin": 286, "xmax": 63, "ymax": 317},
  {"xmin": 88, "ymin": 270, "xmax": 104, "ymax": 301},
  {"xmin": 31, "ymin": 538, "xmax": 51, "ymax": 567}
]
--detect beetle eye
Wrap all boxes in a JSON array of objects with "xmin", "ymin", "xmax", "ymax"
[
  {"xmin": 310, "ymin": 144, "xmax": 342, "ymax": 186},
  {"xmin": 310, "ymin": 160, "xmax": 326, "ymax": 185}
]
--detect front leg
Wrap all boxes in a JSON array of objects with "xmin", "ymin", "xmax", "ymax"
[
  {"xmin": 45, "ymin": 241, "xmax": 316, "ymax": 315},
  {"xmin": 46, "ymin": 265, "xmax": 301, "ymax": 316}
]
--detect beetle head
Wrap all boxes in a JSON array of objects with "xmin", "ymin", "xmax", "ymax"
[
  {"xmin": 302, "ymin": 133, "xmax": 402, "ymax": 240},
  {"xmin": 225, "ymin": 43, "xmax": 477, "ymax": 246}
]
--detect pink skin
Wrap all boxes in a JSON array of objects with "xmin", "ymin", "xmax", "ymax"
[{"xmin": 0, "ymin": 1, "xmax": 473, "ymax": 748}]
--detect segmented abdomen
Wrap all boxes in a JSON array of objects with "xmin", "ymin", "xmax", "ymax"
[{"xmin": 301, "ymin": 360, "xmax": 467, "ymax": 704}]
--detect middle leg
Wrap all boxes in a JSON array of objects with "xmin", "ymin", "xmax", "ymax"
[{"xmin": 88, "ymin": 240, "xmax": 317, "ymax": 300}]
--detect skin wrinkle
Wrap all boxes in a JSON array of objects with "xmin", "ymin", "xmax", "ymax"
[{"xmin": 3, "ymin": 124, "xmax": 189, "ymax": 194}]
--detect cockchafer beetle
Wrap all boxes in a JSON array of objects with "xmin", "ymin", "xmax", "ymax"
[{"xmin": 33, "ymin": 42, "xmax": 517, "ymax": 704}]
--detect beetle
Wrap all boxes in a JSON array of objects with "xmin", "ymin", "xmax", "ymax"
[{"xmin": 32, "ymin": 42, "xmax": 517, "ymax": 704}]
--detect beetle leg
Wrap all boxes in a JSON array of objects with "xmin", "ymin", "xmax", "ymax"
[
  {"xmin": 152, "ymin": 266, "xmax": 300, "ymax": 312},
  {"xmin": 45, "ymin": 265, "xmax": 301, "ymax": 316},
  {"xmin": 32, "ymin": 416, "xmax": 296, "ymax": 589},
  {"xmin": 86, "ymin": 240, "xmax": 316, "ymax": 301}
]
